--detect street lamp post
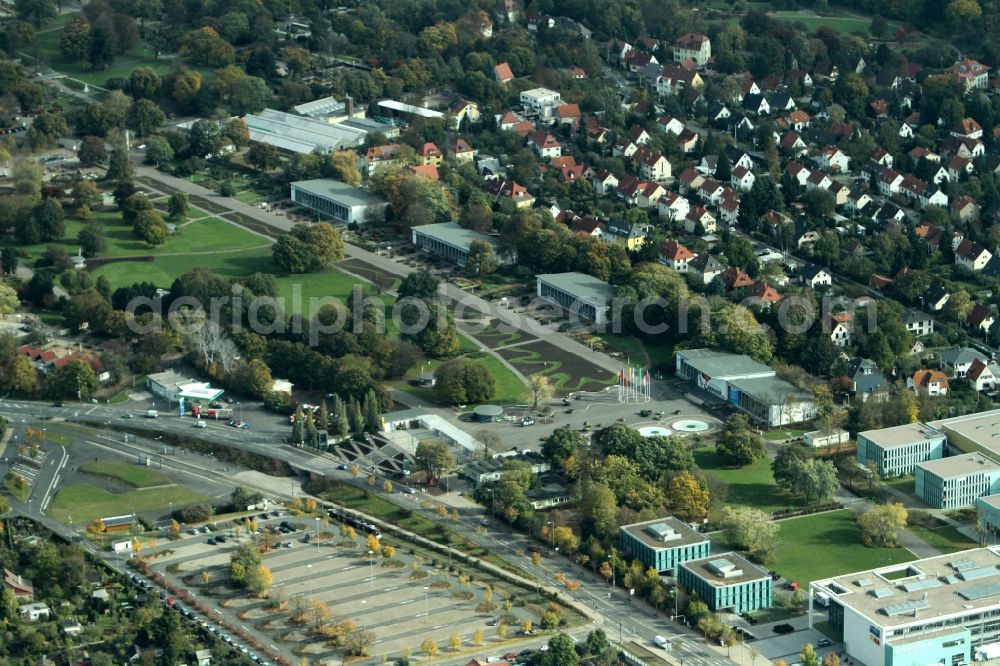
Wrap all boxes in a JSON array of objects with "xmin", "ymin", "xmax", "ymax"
[
  {"xmin": 423, "ymin": 586, "xmax": 429, "ymax": 622},
  {"xmin": 306, "ymin": 564, "xmax": 313, "ymax": 598},
  {"xmin": 368, "ymin": 549, "xmax": 374, "ymax": 586},
  {"xmin": 315, "ymin": 517, "xmax": 320, "ymax": 550},
  {"xmin": 361, "ymin": 599, "xmax": 367, "ymax": 631},
  {"xmin": 547, "ymin": 520, "xmax": 555, "ymax": 550}
]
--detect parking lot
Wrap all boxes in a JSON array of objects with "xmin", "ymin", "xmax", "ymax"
[{"xmin": 152, "ymin": 512, "xmax": 554, "ymax": 664}]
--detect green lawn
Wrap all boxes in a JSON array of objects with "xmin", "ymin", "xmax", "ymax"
[
  {"xmin": 469, "ymin": 353, "xmax": 527, "ymax": 404},
  {"xmin": 883, "ymin": 475, "xmax": 916, "ymax": 496},
  {"xmin": 695, "ymin": 447, "xmax": 810, "ymax": 517},
  {"xmin": 769, "ymin": 510, "xmax": 914, "ymax": 586},
  {"xmin": 767, "ymin": 12, "xmax": 873, "ymax": 33},
  {"xmin": 909, "ymin": 525, "xmax": 978, "ymax": 554},
  {"xmin": 78, "ymin": 462, "xmax": 172, "ymax": 488},
  {"xmin": 49, "ymin": 484, "xmax": 208, "ymax": 524},
  {"xmin": 4, "ymin": 476, "xmax": 30, "ymax": 502},
  {"xmin": 91, "ymin": 246, "xmax": 275, "ymax": 289},
  {"xmin": 274, "ymin": 269, "xmax": 385, "ymax": 314},
  {"xmin": 763, "ymin": 428, "xmax": 808, "ymax": 442}
]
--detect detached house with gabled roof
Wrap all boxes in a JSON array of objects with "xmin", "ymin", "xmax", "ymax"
[
  {"xmin": 966, "ymin": 359, "xmax": 1000, "ymax": 392},
  {"xmin": 657, "ymin": 114, "xmax": 684, "ymax": 136},
  {"xmin": 4, "ymin": 569, "xmax": 34, "ymax": 600},
  {"xmin": 818, "ymin": 146, "xmax": 850, "ymax": 172},
  {"xmin": 526, "ymin": 130, "xmax": 561, "ymax": 158},
  {"xmin": 968, "ymin": 304, "xmax": 995, "ymax": 334},
  {"xmin": 955, "ymin": 239, "xmax": 992, "ymax": 272},
  {"xmin": 685, "ymin": 206, "xmax": 716, "ymax": 234},
  {"xmin": 451, "ymin": 137, "xmax": 475, "ymax": 163},
  {"xmin": 909, "ymin": 369, "xmax": 949, "ymax": 396},
  {"xmin": 951, "ymin": 196, "xmax": 981, "ymax": 223},
  {"xmin": 657, "ymin": 192, "xmax": 690, "ymax": 222},
  {"xmin": 745, "ymin": 281, "xmax": 782, "ymax": 307},
  {"xmin": 801, "ymin": 264, "xmax": 832, "ymax": 288},
  {"xmin": 949, "ymin": 58, "xmax": 990, "ymax": 91},
  {"xmin": 689, "ymin": 253, "xmax": 724, "ymax": 285},
  {"xmin": 672, "ymin": 32, "xmax": 711, "ymax": 66},
  {"xmin": 846, "ymin": 357, "xmax": 888, "ymax": 402},
  {"xmin": 721, "ymin": 266, "xmax": 754, "ymax": 290},
  {"xmin": 590, "ymin": 168, "xmax": 618, "ymax": 196},
  {"xmin": 634, "ymin": 145, "xmax": 671, "ymax": 182},
  {"xmin": 417, "ymin": 142, "xmax": 443, "ymax": 167},
  {"xmin": 493, "ymin": 62, "xmax": 515, "ymax": 84},
  {"xmin": 659, "ymin": 240, "xmax": 694, "ymax": 272},
  {"xmin": 952, "ymin": 117, "xmax": 984, "ymax": 139},
  {"xmin": 731, "ymin": 165, "xmax": 755, "ymax": 192}
]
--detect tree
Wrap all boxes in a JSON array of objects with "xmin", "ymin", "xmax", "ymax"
[
  {"xmin": 716, "ymin": 414, "xmax": 766, "ymax": 466},
  {"xmin": 16, "ymin": 0, "xmax": 55, "ymax": 27},
  {"xmin": 635, "ymin": 436, "xmax": 694, "ymax": 480},
  {"xmin": 800, "ymin": 644, "xmax": 820, "ymax": 666},
  {"xmin": 526, "ymin": 373, "xmax": 555, "ymax": 410},
  {"xmin": 858, "ymin": 503, "xmax": 907, "ymax": 547},
  {"xmin": 246, "ymin": 141, "xmax": 280, "ymax": 173},
  {"xmin": 59, "ymin": 16, "xmax": 91, "ymax": 63},
  {"xmin": 398, "ymin": 269, "xmax": 440, "ymax": 299},
  {"xmin": 0, "ymin": 283, "xmax": 18, "ymax": 316},
  {"xmin": 187, "ymin": 119, "xmax": 223, "ymax": 158},
  {"xmin": 133, "ymin": 208, "xmax": 168, "ymax": 245},
  {"xmin": 46, "ymin": 359, "xmax": 98, "ymax": 399},
  {"xmin": 782, "ymin": 457, "xmax": 839, "ymax": 504},
  {"xmin": 667, "ymin": 471, "xmax": 709, "ymax": 521},
  {"xmin": 434, "ymin": 359, "xmax": 495, "ymax": 403},
  {"xmin": 472, "ymin": 629, "xmax": 484, "ymax": 646},
  {"xmin": 181, "ymin": 27, "xmax": 235, "ymax": 67},
  {"xmin": 421, "ymin": 639, "xmax": 438, "ymax": 656},
  {"xmin": 78, "ymin": 136, "xmax": 107, "ymax": 167},
  {"xmin": 720, "ymin": 506, "xmax": 779, "ymax": 559},
  {"xmin": 71, "ymin": 179, "xmax": 102, "ymax": 213},
  {"xmin": 140, "ymin": 135, "xmax": 172, "ymax": 167},
  {"xmin": 542, "ymin": 426, "xmax": 585, "ymax": 471},
  {"xmin": 578, "ymin": 478, "xmax": 618, "ymax": 543},
  {"xmin": 128, "ymin": 98, "xmax": 165, "ymax": 137},
  {"xmin": 229, "ymin": 76, "xmax": 271, "ymax": 115},
  {"xmin": 106, "ymin": 146, "xmax": 134, "ymax": 181},
  {"xmin": 77, "ymin": 221, "xmax": 107, "ymax": 257},
  {"xmin": 167, "ymin": 191, "xmax": 188, "ymax": 220},
  {"xmin": 271, "ymin": 223, "xmax": 345, "ymax": 273},
  {"xmin": 543, "ymin": 634, "xmax": 580, "ymax": 666},
  {"xmin": 714, "ymin": 150, "xmax": 731, "ymax": 182},
  {"xmin": 465, "ymin": 240, "xmax": 499, "ymax": 276},
  {"xmin": 415, "ymin": 440, "xmax": 454, "ymax": 481},
  {"xmin": 328, "ymin": 150, "xmax": 361, "ymax": 185},
  {"xmin": 34, "ymin": 198, "xmax": 65, "ymax": 241}
]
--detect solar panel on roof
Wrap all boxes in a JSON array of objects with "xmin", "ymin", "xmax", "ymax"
[
  {"xmin": 871, "ymin": 587, "xmax": 894, "ymax": 599},
  {"xmin": 900, "ymin": 579, "xmax": 942, "ymax": 593},
  {"xmin": 881, "ymin": 599, "xmax": 929, "ymax": 617},
  {"xmin": 959, "ymin": 582, "xmax": 1000, "ymax": 601},
  {"xmin": 958, "ymin": 566, "xmax": 998, "ymax": 581}
]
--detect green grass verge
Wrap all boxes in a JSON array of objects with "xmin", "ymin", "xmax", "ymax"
[
  {"xmin": 694, "ymin": 447, "xmax": 810, "ymax": 517},
  {"xmin": 763, "ymin": 428, "xmax": 808, "ymax": 442},
  {"xmin": 769, "ymin": 510, "xmax": 914, "ymax": 586},
  {"xmin": 91, "ymin": 246, "xmax": 274, "ymax": 289},
  {"xmin": 77, "ymin": 462, "xmax": 172, "ymax": 488},
  {"xmin": 49, "ymin": 484, "xmax": 208, "ymax": 524},
  {"xmin": 4, "ymin": 477, "xmax": 30, "ymax": 502},
  {"xmin": 883, "ymin": 475, "xmax": 916, "ymax": 496},
  {"xmin": 767, "ymin": 12, "xmax": 873, "ymax": 33},
  {"xmin": 908, "ymin": 525, "xmax": 978, "ymax": 554},
  {"xmin": 469, "ymin": 353, "xmax": 527, "ymax": 403}
]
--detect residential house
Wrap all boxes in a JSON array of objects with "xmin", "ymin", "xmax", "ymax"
[
  {"xmin": 497, "ymin": 0, "xmax": 519, "ymax": 23},
  {"xmin": 818, "ymin": 146, "xmax": 850, "ymax": 172},
  {"xmin": 603, "ymin": 38, "xmax": 632, "ymax": 63},
  {"xmin": 605, "ymin": 218, "xmax": 649, "ymax": 250},
  {"xmin": 805, "ymin": 170, "xmax": 833, "ymax": 192},
  {"xmin": 785, "ymin": 110, "xmax": 811, "ymax": 131},
  {"xmin": 18, "ymin": 603, "xmax": 50, "ymax": 622},
  {"xmin": 724, "ymin": 147, "xmax": 755, "ymax": 172},
  {"xmin": 659, "ymin": 240, "xmax": 694, "ymax": 272},
  {"xmin": 870, "ymin": 147, "xmax": 894, "ymax": 170},
  {"xmin": 520, "ymin": 87, "xmax": 563, "ymax": 120},
  {"xmin": 718, "ymin": 197, "xmax": 740, "ymax": 225},
  {"xmin": 484, "ymin": 179, "xmax": 534, "ymax": 208},
  {"xmin": 554, "ymin": 103, "xmax": 581, "ymax": 126},
  {"xmin": 405, "ymin": 164, "xmax": 439, "ymax": 180},
  {"xmin": 634, "ymin": 145, "xmax": 671, "ymax": 181},
  {"xmin": 493, "ymin": 62, "xmax": 515, "ymax": 84},
  {"xmin": 797, "ymin": 230, "xmax": 822, "ymax": 248},
  {"xmin": 877, "ymin": 168, "xmax": 904, "ymax": 195},
  {"xmin": 769, "ymin": 91, "xmax": 795, "ymax": 112},
  {"xmin": 624, "ymin": 49, "xmax": 658, "ymax": 72},
  {"xmin": 3, "ymin": 569, "xmax": 33, "ymax": 600},
  {"xmin": 60, "ymin": 620, "xmax": 83, "ymax": 637},
  {"xmin": 657, "ymin": 115, "xmax": 684, "ymax": 136},
  {"xmin": 940, "ymin": 347, "xmax": 989, "ymax": 378},
  {"xmin": 679, "ymin": 167, "xmax": 704, "ymax": 194},
  {"xmin": 780, "ymin": 131, "xmax": 808, "ymax": 157},
  {"xmin": 721, "ymin": 266, "xmax": 754, "ymax": 290},
  {"xmin": 730, "ymin": 166, "xmax": 757, "ymax": 192},
  {"xmin": 689, "ymin": 253, "xmax": 724, "ymax": 285},
  {"xmin": 417, "ymin": 142, "xmax": 443, "ymax": 167},
  {"xmin": 451, "ymin": 99, "xmax": 481, "ymax": 125},
  {"xmin": 656, "ymin": 66, "xmax": 704, "ymax": 96},
  {"xmin": 967, "ymin": 359, "xmax": 1000, "ymax": 392},
  {"xmin": 904, "ymin": 309, "xmax": 934, "ymax": 337},
  {"xmin": 909, "ymin": 369, "xmax": 950, "ymax": 397},
  {"xmin": 952, "ymin": 117, "xmax": 984, "ymax": 139},
  {"xmin": 612, "ymin": 137, "xmax": 638, "ymax": 158},
  {"xmin": 949, "ymin": 58, "xmax": 991, "ymax": 91},
  {"xmin": 677, "ymin": 128, "xmax": 699, "ymax": 153},
  {"xmin": 968, "ymin": 304, "xmax": 995, "ymax": 334},
  {"xmin": 956, "ymin": 239, "xmax": 993, "ymax": 271},
  {"xmin": 590, "ymin": 169, "xmax": 619, "ymax": 196},
  {"xmin": 637, "ymin": 181, "xmax": 667, "ymax": 208},
  {"xmin": 697, "ymin": 178, "xmax": 725, "ymax": 206},
  {"xmin": 685, "ymin": 206, "xmax": 716, "ymax": 234},
  {"xmin": 451, "ymin": 137, "xmax": 475, "ymax": 163},
  {"xmin": 627, "ymin": 125, "xmax": 652, "ymax": 146},
  {"xmin": 829, "ymin": 313, "xmax": 853, "ymax": 347},
  {"xmin": 673, "ymin": 33, "xmax": 711, "ymax": 66},
  {"xmin": 951, "ymin": 196, "xmax": 981, "ymax": 223},
  {"xmin": 363, "ymin": 143, "xmax": 400, "ymax": 175},
  {"xmin": 925, "ymin": 284, "xmax": 951, "ymax": 311},
  {"xmin": 801, "ymin": 264, "xmax": 832, "ymax": 288},
  {"xmin": 846, "ymin": 357, "xmax": 888, "ymax": 402},
  {"xmin": 566, "ymin": 65, "xmax": 588, "ymax": 79},
  {"xmin": 707, "ymin": 101, "xmax": 731, "ymax": 123},
  {"xmin": 745, "ymin": 281, "xmax": 782, "ymax": 307},
  {"xmin": 657, "ymin": 192, "xmax": 690, "ymax": 221},
  {"xmin": 526, "ymin": 130, "xmax": 561, "ymax": 158},
  {"xmin": 741, "ymin": 93, "xmax": 770, "ymax": 115},
  {"xmin": 785, "ymin": 161, "xmax": 810, "ymax": 186}
]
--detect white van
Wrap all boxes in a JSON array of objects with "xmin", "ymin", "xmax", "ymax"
[{"xmin": 653, "ymin": 635, "xmax": 668, "ymax": 648}]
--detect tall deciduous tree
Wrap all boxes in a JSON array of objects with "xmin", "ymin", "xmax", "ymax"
[
  {"xmin": 715, "ymin": 414, "xmax": 766, "ymax": 466},
  {"xmin": 667, "ymin": 471, "xmax": 709, "ymax": 521},
  {"xmin": 858, "ymin": 503, "xmax": 907, "ymax": 547}
]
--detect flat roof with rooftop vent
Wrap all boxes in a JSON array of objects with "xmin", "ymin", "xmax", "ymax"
[
  {"xmin": 958, "ymin": 566, "xmax": 997, "ymax": 581},
  {"xmin": 854, "ymin": 578, "xmax": 874, "ymax": 587},
  {"xmin": 644, "ymin": 523, "xmax": 681, "ymax": 542},
  {"xmin": 899, "ymin": 579, "xmax": 942, "ymax": 593},
  {"xmin": 959, "ymin": 582, "xmax": 1000, "ymax": 601},
  {"xmin": 871, "ymin": 587, "xmax": 894, "ymax": 599},
  {"xmin": 706, "ymin": 558, "xmax": 743, "ymax": 579},
  {"xmin": 881, "ymin": 598, "xmax": 930, "ymax": 617}
]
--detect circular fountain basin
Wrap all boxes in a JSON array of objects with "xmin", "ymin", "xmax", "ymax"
[
  {"xmin": 671, "ymin": 419, "xmax": 711, "ymax": 432},
  {"xmin": 638, "ymin": 426, "xmax": 672, "ymax": 437}
]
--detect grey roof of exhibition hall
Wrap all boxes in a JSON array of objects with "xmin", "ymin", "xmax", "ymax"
[
  {"xmin": 412, "ymin": 223, "xmax": 503, "ymax": 252},
  {"xmin": 726, "ymin": 375, "xmax": 813, "ymax": 404},
  {"xmin": 676, "ymin": 348, "xmax": 774, "ymax": 379},
  {"xmin": 245, "ymin": 108, "xmax": 366, "ymax": 153},
  {"xmin": 536, "ymin": 272, "xmax": 615, "ymax": 305},
  {"xmin": 290, "ymin": 179, "xmax": 382, "ymax": 207}
]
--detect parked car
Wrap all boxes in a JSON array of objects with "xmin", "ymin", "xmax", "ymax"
[
  {"xmin": 194, "ymin": 420, "xmax": 207, "ymax": 428},
  {"xmin": 817, "ymin": 639, "xmax": 833, "ymax": 647}
]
